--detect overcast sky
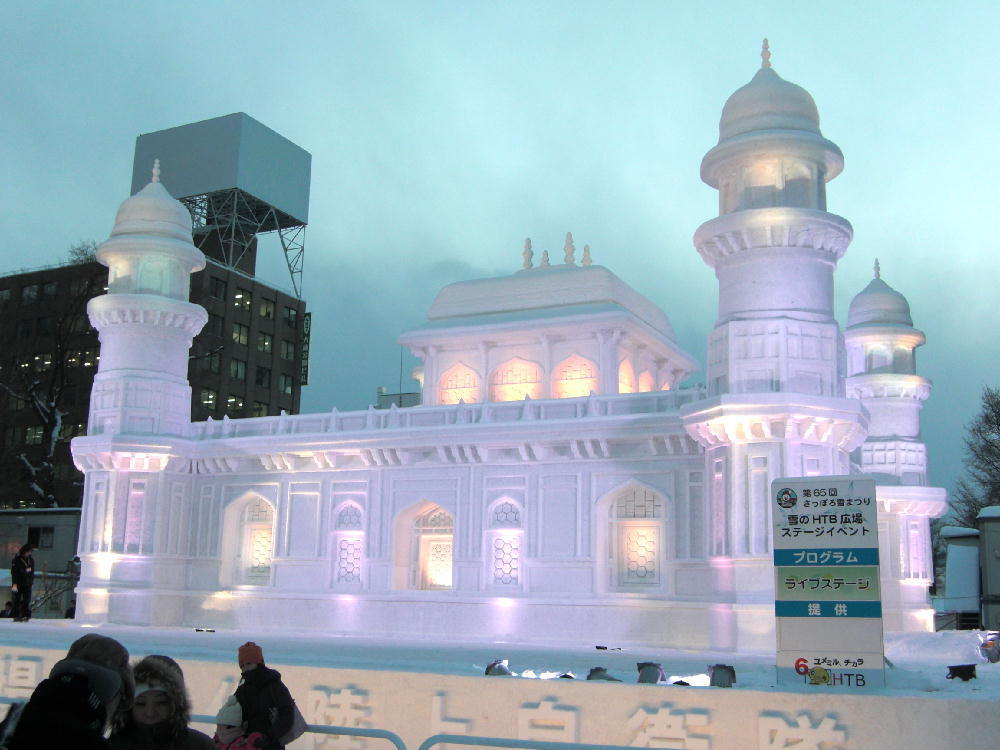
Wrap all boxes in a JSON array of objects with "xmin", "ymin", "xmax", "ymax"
[{"xmin": 2, "ymin": 1, "xmax": 997, "ymax": 500}]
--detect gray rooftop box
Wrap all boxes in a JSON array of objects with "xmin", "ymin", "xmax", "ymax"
[{"xmin": 131, "ymin": 112, "xmax": 311, "ymax": 224}]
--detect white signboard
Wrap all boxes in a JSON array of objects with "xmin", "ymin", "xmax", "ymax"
[{"xmin": 771, "ymin": 475, "xmax": 885, "ymax": 690}]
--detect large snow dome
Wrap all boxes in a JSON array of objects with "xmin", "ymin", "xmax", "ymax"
[{"xmin": 426, "ymin": 263, "xmax": 677, "ymax": 340}]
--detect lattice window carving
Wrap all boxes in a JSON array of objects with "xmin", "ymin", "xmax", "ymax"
[
  {"xmin": 616, "ymin": 487, "xmax": 662, "ymax": 519},
  {"xmin": 336, "ymin": 504, "xmax": 363, "ymax": 530},
  {"xmin": 336, "ymin": 536, "xmax": 363, "ymax": 583},
  {"xmin": 491, "ymin": 500, "xmax": 521, "ymax": 528},
  {"xmin": 621, "ymin": 526, "xmax": 658, "ymax": 583},
  {"xmin": 491, "ymin": 534, "xmax": 520, "ymax": 585}
]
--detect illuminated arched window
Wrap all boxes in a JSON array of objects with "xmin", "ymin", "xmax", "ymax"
[
  {"xmin": 638, "ymin": 371, "xmax": 655, "ymax": 393},
  {"xmin": 414, "ymin": 506, "xmax": 453, "ymax": 590},
  {"xmin": 439, "ymin": 363, "xmax": 481, "ymax": 404},
  {"xmin": 618, "ymin": 359, "xmax": 636, "ymax": 394},
  {"xmin": 240, "ymin": 497, "xmax": 275, "ymax": 585},
  {"xmin": 609, "ymin": 485, "xmax": 663, "ymax": 588},
  {"xmin": 489, "ymin": 358, "xmax": 542, "ymax": 402},
  {"xmin": 551, "ymin": 355, "xmax": 597, "ymax": 399}
]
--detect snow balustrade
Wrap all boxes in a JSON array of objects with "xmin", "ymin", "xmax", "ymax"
[{"xmin": 187, "ymin": 388, "xmax": 706, "ymax": 440}]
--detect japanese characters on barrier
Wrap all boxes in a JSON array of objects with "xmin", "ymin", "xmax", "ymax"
[{"xmin": 772, "ymin": 476, "xmax": 885, "ymax": 690}]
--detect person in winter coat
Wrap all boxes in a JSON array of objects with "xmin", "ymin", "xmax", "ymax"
[
  {"xmin": 10, "ymin": 544, "xmax": 34, "ymax": 622},
  {"xmin": 233, "ymin": 643, "xmax": 293, "ymax": 750},
  {"xmin": 1, "ymin": 633, "xmax": 133, "ymax": 749},
  {"xmin": 110, "ymin": 654, "xmax": 213, "ymax": 750},
  {"xmin": 212, "ymin": 696, "xmax": 264, "ymax": 750}
]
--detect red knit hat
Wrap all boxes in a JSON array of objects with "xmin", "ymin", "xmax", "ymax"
[{"xmin": 238, "ymin": 642, "xmax": 263, "ymax": 665}]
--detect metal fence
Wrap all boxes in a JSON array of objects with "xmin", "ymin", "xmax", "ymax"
[{"xmin": 189, "ymin": 716, "xmax": 640, "ymax": 750}]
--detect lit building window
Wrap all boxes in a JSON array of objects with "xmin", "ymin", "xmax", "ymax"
[
  {"xmin": 232, "ymin": 322, "xmax": 249, "ymax": 346},
  {"xmin": 234, "ymin": 288, "xmax": 251, "ymax": 310},
  {"xmin": 489, "ymin": 358, "xmax": 542, "ymax": 402},
  {"xmin": 252, "ymin": 401, "xmax": 268, "ymax": 417},
  {"xmin": 259, "ymin": 299, "xmax": 275, "ymax": 319},
  {"xmin": 551, "ymin": 355, "xmax": 597, "ymax": 399},
  {"xmin": 24, "ymin": 426, "xmax": 44, "ymax": 445},
  {"xmin": 257, "ymin": 332, "xmax": 272, "ymax": 353},
  {"xmin": 200, "ymin": 388, "xmax": 218, "ymax": 410},
  {"xmin": 438, "ymin": 363, "xmax": 480, "ymax": 405},
  {"xmin": 638, "ymin": 371, "xmax": 655, "ymax": 393},
  {"xmin": 618, "ymin": 359, "xmax": 636, "ymax": 394},
  {"xmin": 278, "ymin": 373, "xmax": 294, "ymax": 395}
]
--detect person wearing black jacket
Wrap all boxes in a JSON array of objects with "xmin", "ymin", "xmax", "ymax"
[
  {"xmin": 10, "ymin": 544, "xmax": 34, "ymax": 622},
  {"xmin": 233, "ymin": 642, "xmax": 293, "ymax": 750}
]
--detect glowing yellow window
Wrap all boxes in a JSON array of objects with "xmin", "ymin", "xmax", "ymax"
[
  {"xmin": 638, "ymin": 370, "xmax": 655, "ymax": 393},
  {"xmin": 552, "ymin": 355, "xmax": 598, "ymax": 399},
  {"xmin": 438, "ymin": 363, "xmax": 480, "ymax": 404},
  {"xmin": 618, "ymin": 359, "xmax": 636, "ymax": 394},
  {"xmin": 490, "ymin": 358, "xmax": 542, "ymax": 402}
]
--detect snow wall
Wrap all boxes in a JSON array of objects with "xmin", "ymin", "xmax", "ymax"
[{"xmin": 0, "ymin": 644, "xmax": 993, "ymax": 749}]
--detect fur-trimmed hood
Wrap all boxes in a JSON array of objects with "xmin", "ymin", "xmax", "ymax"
[{"xmin": 112, "ymin": 654, "xmax": 191, "ymax": 740}]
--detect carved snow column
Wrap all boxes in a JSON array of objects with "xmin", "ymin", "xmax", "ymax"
[
  {"xmin": 682, "ymin": 44, "xmax": 868, "ymax": 600},
  {"xmin": 597, "ymin": 328, "xmax": 623, "ymax": 395},
  {"xmin": 88, "ymin": 162, "xmax": 208, "ymax": 437}
]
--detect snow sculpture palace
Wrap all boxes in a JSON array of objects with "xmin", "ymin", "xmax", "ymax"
[{"xmin": 72, "ymin": 46, "xmax": 946, "ymax": 650}]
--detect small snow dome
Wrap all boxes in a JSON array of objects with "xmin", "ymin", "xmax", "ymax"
[
  {"xmin": 719, "ymin": 65, "xmax": 821, "ymax": 142},
  {"xmin": 717, "ymin": 40, "xmax": 821, "ymax": 142},
  {"xmin": 109, "ymin": 160, "xmax": 193, "ymax": 242},
  {"xmin": 848, "ymin": 275, "xmax": 913, "ymax": 328}
]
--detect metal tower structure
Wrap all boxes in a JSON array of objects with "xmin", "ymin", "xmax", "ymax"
[
  {"xmin": 131, "ymin": 113, "xmax": 312, "ymax": 297},
  {"xmin": 180, "ymin": 188, "xmax": 306, "ymax": 297}
]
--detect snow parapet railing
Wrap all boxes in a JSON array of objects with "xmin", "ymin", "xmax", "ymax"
[
  {"xmin": 188, "ymin": 388, "xmax": 706, "ymax": 441},
  {"xmin": 191, "ymin": 716, "xmax": 407, "ymax": 749}
]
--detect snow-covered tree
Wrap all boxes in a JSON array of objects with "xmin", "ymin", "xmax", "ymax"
[{"xmin": 0, "ymin": 243, "xmax": 106, "ymax": 507}]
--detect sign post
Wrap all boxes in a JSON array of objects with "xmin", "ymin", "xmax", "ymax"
[{"xmin": 772, "ymin": 475, "xmax": 885, "ymax": 690}]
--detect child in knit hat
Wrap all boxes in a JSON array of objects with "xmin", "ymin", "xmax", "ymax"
[{"xmin": 213, "ymin": 695, "xmax": 264, "ymax": 750}]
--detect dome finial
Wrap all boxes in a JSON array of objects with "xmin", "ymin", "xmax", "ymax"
[
  {"xmin": 522, "ymin": 237, "xmax": 533, "ymax": 269},
  {"xmin": 564, "ymin": 232, "xmax": 576, "ymax": 265},
  {"xmin": 761, "ymin": 38, "xmax": 771, "ymax": 69},
  {"xmin": 151, "ymin": 158, "xmax": 161, "ymax": 183},
  {"xmin": 874, "ymin": 258, "xmax": 881, "ymax": 279}
]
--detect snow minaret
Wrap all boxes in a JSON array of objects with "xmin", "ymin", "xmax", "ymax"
[
  {"xmin": 843, "ymin": 263, "xmax": 946, "ymax": 629},
  {"xmin": 681, "ymin": 42, "xmax": 868, "ymax": 619},
  {"xmin": 87, "ymin": 160, "xmax": 208, "ymax": 436},
  {"xmin": 845, "ymin": 262, "xmax": 931, "ymax": 483}
]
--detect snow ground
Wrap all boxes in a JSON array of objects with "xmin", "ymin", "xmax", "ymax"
[{"xmin": 1, "ymin": 620, "xmax": 997, "ymax": 699}]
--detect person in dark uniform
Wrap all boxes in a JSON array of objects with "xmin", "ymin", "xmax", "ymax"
[{"xmin": 10, "ymin": 544, "xmax": 35, "ymax": 622}]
